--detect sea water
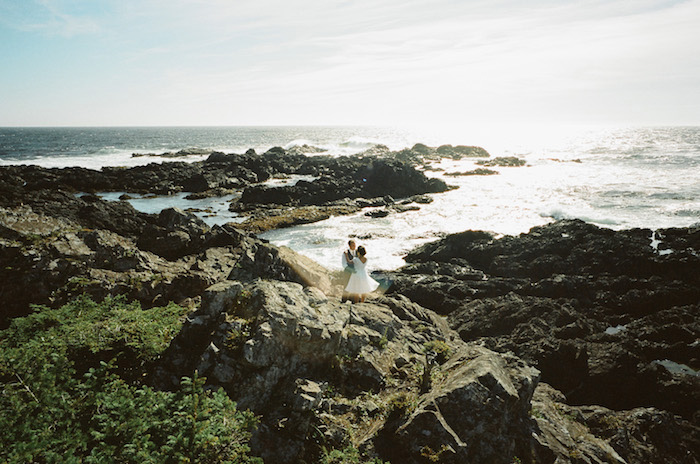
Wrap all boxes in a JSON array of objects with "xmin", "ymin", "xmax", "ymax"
[{"xmin": 1, "ymin": 125, "xmax": 698, "ymax": 270}]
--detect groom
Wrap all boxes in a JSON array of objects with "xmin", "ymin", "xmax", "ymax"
[{"xmin": 341, "ymin": 239, "xmax": 356, "ymax": 301}]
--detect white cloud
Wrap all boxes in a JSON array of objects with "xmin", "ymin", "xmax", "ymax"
[
  {"xmin": 1, "ymin": 0, "xmax": 699, "ymax": 125},
  {"xmin": 0, "ymin": 0, "xmax": 100, "ymax": 37}
]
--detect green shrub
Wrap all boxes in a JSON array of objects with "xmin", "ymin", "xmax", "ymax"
[
  {"xmin": 319, "ymin": 445, "xmax": 387, "ymax": 464},
  {"xmin": 1, "ymin": 294, "xmax": 187, "ymax": 368},
  {"xmin": 422, "ymin": 340, "xmax": 452, "ymax": 364},
  {"xmin": 0, "ymin": 295, "xmax": 262, "ymax": 463},
  {"xmin": 385, "ymin": 392, "xmax": 419, "ymax": 418},
  {"xmin": 0, "ymin": 361, "xmax": 260, "ymax": 463}
]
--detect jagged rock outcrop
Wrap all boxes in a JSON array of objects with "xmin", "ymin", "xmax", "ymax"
[
  {"xmin": 136, "ymin": 207, "xmax": 210, "ymax": 260},
  {"xmin": 154, "ymin": 276, "xmax": 630, "ymax": 464},
  {"xmin": 0, "ymin": 206, "xmax": 224, "ymax": 325},
  {"xmin": 447, "ymin": 294, "xmax": 700, "ymax": 421},
  {"xmin": 393, "ymin": 143, "xmax": 491, "ymax": 164},
  {"xmin": 0, "ymin": 146, "xmax": 453, "ymax": 202},
  {"xmin": 386, "ymin": 220, "xmax": 700, "ymax": 427},
  {"xmin": 0, "ymin": 147, "xmax": 453, "ymax": 235},
  {"xmin": 476, "ymin": 156, "xmax": 527, "ymax": 167},
  {"xmin": 0, "ymin": 202, "xmax": 266, "ymax": 327},
  {"xmin": 0, "ymin": 193, "xmax": 344, "ymax": 328},
  {"xmin": 532, "ymin": 383, "xmax": 700, "ymax": 464},
  {"xmin": 238, "ymin": 158, "xmax": 448, "ymax": 208},
  {"xmin": 377, "ymin": 347, "xmax": 542, "ymax": 463}
]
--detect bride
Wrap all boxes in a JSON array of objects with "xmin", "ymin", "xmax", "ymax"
[{"xmin": 344, "ymin": 246, "xmax": 380, "ymax": 303}]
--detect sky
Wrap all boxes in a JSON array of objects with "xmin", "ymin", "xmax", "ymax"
[{"xmin": 1, "ymin": 0, "xmax": 699, "ymax": 127}]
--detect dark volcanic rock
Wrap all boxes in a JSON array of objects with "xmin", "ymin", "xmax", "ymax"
[
  {"xmin": 388, "ymin": 220, "xmax": 700, "ymax": 420},
  {"xmin": 365, "ymin": 209, "xmax": 390, "ymax": 218},
  {"xmin": 477, "ymin": 156, "xmax": 527, "ymax": 167},
  {"xmin": 444, "ymin": 168, "xmax": 499, "ymax": 176},
  {"xmin": 405, "ymin": 220, "xmax": 699, "ymax": 284},
  {"xmin": 0, "ymin": 146, "xmax": 458, "ymax": 237},
  {"xmin": 377, "ymin": 347, "xmax": 541, "ymax": 463},
  {"xmin": 135, "ymin": 207, "xmax": 210, "ymax": 260},
  {"xmin": 132, "ymin": 147, "xmax": 214, "ymax": 158},
  {"xmin": 404, "ymin": 229, "xmax": 496, "ymax": 265},
  {"xmin": 240, "ymin": 176, "xmax": 357, "ymax": 206},
  {"xmin": 578, "ymin": 404, "xmax": 700, "ymax": 464},
  {"xmin": 239, "ymin": 158, "xmax": 449, "ymax": 207},
  {"xmin": 436, "ymin": 144, "xmax": 491, "ymax": 158},
  {"xmin": 357, "ymin": 158, "xmax": 448, "ymax": 198},
  {"xmin": 0, "ymin": 201, "xmax": 265, "ymax": 328},
  {"xmin": 1, "ymin": 188, "xmax": 154, "ymax": 239},
  {"xmin": 448, "ymin": 293, "xmax": 700, "ymax": 419},
  {"xmin": 393, "ymin": 144, "xmax": 491, "ymax": 163},
  {"xmin": 0, "ymin": 143, "xmax": 476, "ymax": 204},
  {"xmin": 531, "ymin": 383, "xmax": 698, "ymax": 464}
]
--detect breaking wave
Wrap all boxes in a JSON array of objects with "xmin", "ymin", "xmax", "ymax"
[{"xmin": 539, "ymin": 207, "xmax": 622, "ymax": 226}]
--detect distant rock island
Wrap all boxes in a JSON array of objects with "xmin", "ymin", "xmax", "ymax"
[{"xmin": 0, "ymin": 145, "xmax": 697, "ymax": 463}]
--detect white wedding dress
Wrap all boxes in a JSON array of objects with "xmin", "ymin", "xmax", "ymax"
[{"xmin": 345, "ymin": 257, "xmax": 380, "ymax": 294}]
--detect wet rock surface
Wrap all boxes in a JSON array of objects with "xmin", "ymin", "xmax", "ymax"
[
  {"xmin": 235, "ymin": 157, "xmax": 448, "ymax": 212},
  {"xmin": 476, "ymin": 156, "xmax": 527, "ymax": 167},
  {"xmin": 0, "ymin": 146, "xmax": 453, "ymax": 234},
  {"xmin": 0, "ymin": 146, "xmax": 449, "ymax": 201},
  {"xmin": 444, "ymin": 167, "xmax": 499, "ymax": 176}
]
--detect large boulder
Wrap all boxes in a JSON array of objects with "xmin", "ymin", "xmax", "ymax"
[
  {"xmin": 137, "ymin": 208, "xmax": 209, "ymax": 260},
  {"xmin": 533, "ymin": 384, "xmax": 699, "ymax": 464},
  {"xmin": 393, "ymin": 143, "xmax": 491, "ymax": 163},
  {"xmin": 356, "ymin": 158, "xmax": 449, "ymax": 199},
  {"xmin": 378, "ymin": 347, "xmax": 540, "ymax": 463}
]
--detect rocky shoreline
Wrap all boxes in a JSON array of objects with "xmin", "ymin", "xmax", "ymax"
[{"xmin": 1, "ymin": 145, "xmax": 698, "ymax": 463}]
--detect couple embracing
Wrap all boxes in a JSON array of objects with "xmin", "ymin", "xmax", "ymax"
[{"xmin": 341, "ymin": 239, "xmax": 380, "ymax": 303}]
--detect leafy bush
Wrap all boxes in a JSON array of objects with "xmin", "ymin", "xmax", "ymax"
[
  {"xmin": 385, "ymin": 391, "xmax": 419, "ymax": 418},
  {"xmin": 422, "ymin": 340, "xmax": 452, "ymax": 364},
  {"xmin": 1, "ymin": 294, "xmax": 187, "ymax": 367},
  {"xmin": 0, "ymin": 295, "xmax": 261, "ymax": 463},
  {"xmin": 319, "ymin": 445, "xmax": 387, "ymax": 464}
]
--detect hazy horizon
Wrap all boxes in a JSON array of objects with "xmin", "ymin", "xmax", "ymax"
[
  {"xmin": 3, "ymin": 122, "xmax": 700, "ymax": 128},
  {"xmin": 2, "ymin": 1, "xmax": 699, "ymax": 127}
]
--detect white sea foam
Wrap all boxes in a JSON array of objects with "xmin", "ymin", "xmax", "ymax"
[
  {"xmin": 283, "ymin": 139, "xmax": 317, "ymax": 149},
  {"xmin": 605, "ymin": 325, "xmax": 626, "ymax": 335},
  {"xmin": 263, "ymin": 175, "xmax": 319, "ymax": 187},
  {"xmin": 340, "ymin": 136, "xmax": 384, "ymax": 148},
  {"xmin": 649, "ymin": 231, "xmax": 675, "ymax": 256},
  {"xmin": 539, "ymin": 207, "xmax": 622, "ymax": 226},
  {"xmin": 653, "ymin": 359, "xmax": 699, "ymax": 377},
  {"xmin": 0, "ymin": 148, "xmax": 212, "ymax": 170}
]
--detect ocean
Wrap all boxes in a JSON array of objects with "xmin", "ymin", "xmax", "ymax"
[{"xmin": 1, "ymin": 125, "xmax": 698, "ymax": 270}]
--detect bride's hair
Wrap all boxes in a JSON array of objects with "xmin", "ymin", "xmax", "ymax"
[{"xmin": 357, "ymin": 246, "xmax": 366, "ymax": 257}]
